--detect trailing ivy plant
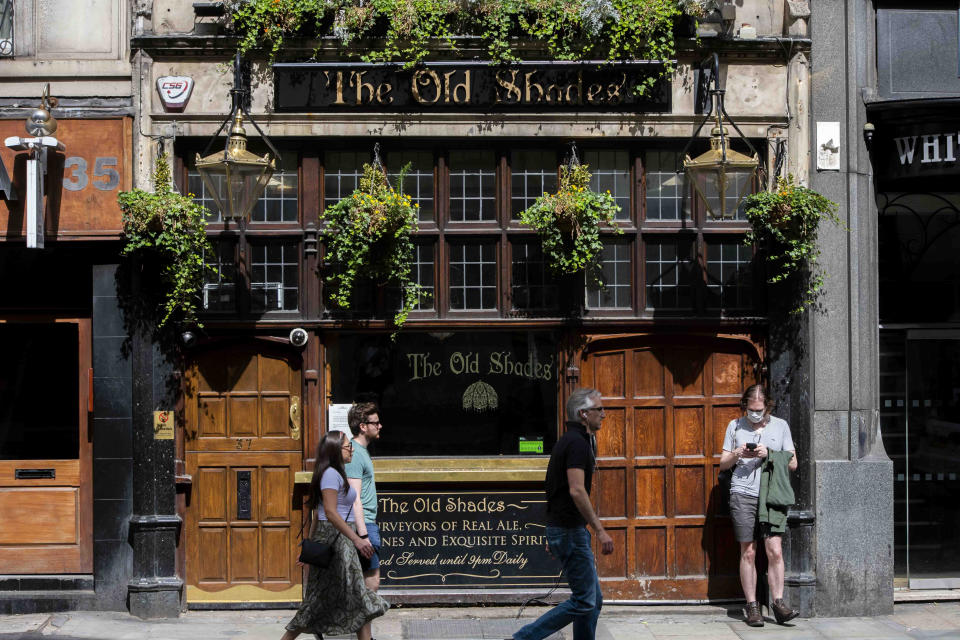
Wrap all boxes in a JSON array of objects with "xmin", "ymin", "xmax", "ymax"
[
  {"xmin": 118, "ymin": 154, "xmax": 215, "ymax": 328},
  {"xmin": 519, "ymin": 163, "xmax": 621, "ymax": 275},
  {"xmin": 743, "ymin": 175, "xmax": 844, "ymax": 313},
  {"xmin": 320, "ymin": 162, "xmax": 423, "ymax": 329},
  {"xmin": 225, "ymin": 0, "xmax": 685, "ymax": 96}
]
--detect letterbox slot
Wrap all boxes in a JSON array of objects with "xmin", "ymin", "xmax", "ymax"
[{"xmin": 15, "ymin": 468, "xmax": 56, "ymax": 480}]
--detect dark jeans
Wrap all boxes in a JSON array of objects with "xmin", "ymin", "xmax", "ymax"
[{"xmin": 513, "ymin": 526, "xmax": 602, "ymax": 640}]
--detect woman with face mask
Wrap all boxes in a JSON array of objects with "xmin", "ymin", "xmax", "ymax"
[{"xmin": 719, "ymin": 385, "xmax": 799, "ymax": 628}]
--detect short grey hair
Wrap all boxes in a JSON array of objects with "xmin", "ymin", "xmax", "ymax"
[{"xmin": 566, "ymin": 387, "xmax": 601, "ymax": 422}]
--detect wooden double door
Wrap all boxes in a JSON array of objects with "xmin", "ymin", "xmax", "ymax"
[
  {"xmin": 184, "ymin": 345, "xmax": 304, "ymax": 604},
  {"xmin": 580, "ymin": 334, "xmax": 760, "ymax": 600}
]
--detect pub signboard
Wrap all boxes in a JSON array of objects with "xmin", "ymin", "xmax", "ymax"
[
  {"xmin": 377, "ymin": 490, "xmax": 561, "ymax": 588},
  {"xmin": 274, "ymin": 62, "xmax": 669, "ymax": 112}
]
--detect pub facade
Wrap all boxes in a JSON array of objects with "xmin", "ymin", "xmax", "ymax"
[{"xmin": 132, "ymin": 0, "xmax": 819, "ymax": 615}]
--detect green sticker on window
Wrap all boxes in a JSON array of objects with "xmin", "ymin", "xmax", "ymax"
[{"xmin": 519, "ymin": 437, "xmax": 544, "ymax": 454}]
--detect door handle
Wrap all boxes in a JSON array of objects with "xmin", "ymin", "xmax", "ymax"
[{"xmin": 289, "ymin": 395, "xmax": 301, "ymax": 440}]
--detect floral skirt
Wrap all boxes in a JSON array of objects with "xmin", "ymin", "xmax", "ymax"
[{"xmin": 286, "ymin": 520, "xmax": 389, "ymax": 638}]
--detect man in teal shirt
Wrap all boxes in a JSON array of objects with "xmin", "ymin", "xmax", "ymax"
[{"xmin": 345, "ymin": 401, "xmax": 382, "ymax": 593}]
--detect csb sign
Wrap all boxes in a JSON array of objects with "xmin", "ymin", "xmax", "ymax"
[{"xmin": 0, "ymin": 118, "xmax": 131, "ymax": 239}]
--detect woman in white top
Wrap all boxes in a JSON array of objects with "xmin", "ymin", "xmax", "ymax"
[
  {"xmin": 282, "ymin": 430, "xmax": 388, "ymax": 640},
  {"xmin": 719, "ymin": 385, "xmax": 799, "ymax": 627}
]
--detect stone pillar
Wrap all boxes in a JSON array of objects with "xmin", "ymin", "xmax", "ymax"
[
  {"xmin": 808, "ymin": 0, "xmax": 893, "ymax": 616},
  {"xmin": 126, "ymin": 257, "xmax": 182, "ymax": 618}
]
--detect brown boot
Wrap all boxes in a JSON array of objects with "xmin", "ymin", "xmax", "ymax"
[
  {"xmin": 744, "ymin": 601, "xmax": 764, "ymax": 627},
  {"xmin": 771, "ymin": 598, "xmax": 799, "ymax": 624}
]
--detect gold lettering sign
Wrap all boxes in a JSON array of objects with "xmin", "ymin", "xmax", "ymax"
[{"xmin": 275, "ymin": 64, "xmax": 668, "ymax": 112}]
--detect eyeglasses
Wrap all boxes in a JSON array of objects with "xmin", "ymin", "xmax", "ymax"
[
  {"xmin": 341, "ymin": 442, "xmax": 353, "ymax": 451},
  {"xmin": 362, "ymin": 420, "xmax": 381, "ymax": 427},
  {"xmin": 583, "ymin": 407, "xmax": 606, "ymax": 413}
]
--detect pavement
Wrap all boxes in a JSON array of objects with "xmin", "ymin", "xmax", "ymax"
[{"xmin": 2, "ymin": 601, "xmax": 960, "ymax": 640}]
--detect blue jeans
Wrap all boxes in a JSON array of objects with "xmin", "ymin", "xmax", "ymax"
[{"xmin": 514, "ymin": 526, "xmax": 602, "ymax": 640}]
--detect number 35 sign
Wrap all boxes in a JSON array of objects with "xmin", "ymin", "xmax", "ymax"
[{"xmin": 0, "ymin": 118, "xmax": 131, "ymax": 239}]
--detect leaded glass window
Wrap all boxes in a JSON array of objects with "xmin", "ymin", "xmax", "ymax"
[
  {"xmin": 706, "ymin": 239, "xmax": 754, "ymax": 310},
  {"xmin": 511, "ymin": 150, "xmax": 557, "ymax": 217},
  {"xmin": 249, "ymin": 241, "xmax": 299, "ymax": 312},
  {"xmin": 645, "ymin": 237, "xmax": 695, "ymax": 310},
  {"xmin": 324, "ymin": 151, "xmax": 368, "ymax": 210},
  {"xmin": 585, "ymin": 150, "xmax": 630, "ymax": 221},
  {"xmin": 388, "ymin": 151, "xmax": 434, "ymax": 222},
  {"xmin": 449, "ymin": 242, "xmax": 497, "ymax": 310},
  {"xmin": 202, "ymin": 239, "xmax": 236, "ymax": 312},
  {"xmin": 586, "ymin": 240, "xmax": 632, "ymax": 309},
  {"xmin": 449, "ymin": 150, "xmax": 496, "ymax": 222},
  {"xmin": 511, "ymin": 241, "xmax": 558, "ymax": 311},
  {"xmin": 645, "ymin": 151, "xmax": 690, "ymax": 221}
]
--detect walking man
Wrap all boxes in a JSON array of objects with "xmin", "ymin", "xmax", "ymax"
[
  {"xmin": 509, "ymin": 387, "xmax": 614, "ymax": 640},
  {"xmin": 345, "ymin": 402, "xmax": 383, "ymax": 594}
]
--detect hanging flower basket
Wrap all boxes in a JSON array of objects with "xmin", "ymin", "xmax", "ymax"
[
  {"xmin": 519, "ymin": 162, "xmax": 622, "ymax": 275},
  {"xmin": 743, "ymin": 175, "xmax": 844, "ymax": 313},
  {"xmin": 117, "ymin": 154, "xmax": 215, "ymax": 328},
  {"xmin": 320, "ymin": 161, "xmax": 424, "ymax": 329}
]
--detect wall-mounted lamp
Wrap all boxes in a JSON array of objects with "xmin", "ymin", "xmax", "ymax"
[
  {"xmin": 680, "ymin": 54, "xmax": 759, "ymax": 220},
  {"xmin": 195, "ymin": 52, "xmax": 280, "ymax": 222},
  {"xmin": 863, "ymin": 122, "xmax": 875, "ymax": 151}
]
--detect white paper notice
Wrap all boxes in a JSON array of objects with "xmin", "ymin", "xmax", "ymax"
[
  {"xmin": 816, "ymin": 121, "xmax": 841, "ymax": 171},
  {"xmin": 328, "ymin": 403, "xmax": 353, "ymax": 436}
]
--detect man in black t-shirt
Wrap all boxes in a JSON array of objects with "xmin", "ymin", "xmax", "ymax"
[{"xmin": 509, "ymin": 387, "xmax": 614, "ymax": 640}]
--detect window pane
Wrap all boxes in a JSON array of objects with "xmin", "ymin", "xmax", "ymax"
[
  {"xmin": 511, "ymin": 150, "xmax": 558, "ymax": 217},
  {"xmin": 584, "ymin": 150, "xmax": 630, "ymax": 221},
  {"xmin": 702, "ymin": 169, "xmax": 752, "ymax": 220},
  {"xmin": 252, "ymin": 153, "xmax": 298, "ymax": 223},
  {"xmin": 388, "ymin": 151, "xmax": 434, "ymax": 222},
  {"xmin": 586, "ymin": 240, "xmax": 632, "ymax": 309},
  {"xmin": 645, "ymin": 151, "xmax": 691, "ymax": 221},
  {"xmin": 328, "ymin": 331, "xmax": 559, "ymax": 456},
  {"xmin": 449, "ymin": 241, "xmax": 497, "ymax": 310},
  {"xmin": 450, "ymin": 150, "xmax": 496, "ymax": 222},
  {"xmin": 512, "ymin": 241, "xmax": 558, "ymax": 311},
  {"xmin": 249, "ymin": 241, "xmax": 299, "ymax": 312},
  {"xmin": 202, "ymin": 238, "xmax": 237, "ymax": 312},
  {"xmin": 645, "ymin": 237, "xmax": 695, "ymax": 310},
  {"xmin": 412, "ymin": 241, "xmax": 435, "ymax": 310},
  {"xmin": 324, "ymin": 151, "xmax": 368, "ymax": 210},
  {"xmin": 706, "ymin": 239, "xmax": 754, "ymax": 310},
  {"xmin": 189, "ymin": 170, "xmax": 224, "ymax": 223},
  {"xmin": 0, "ymin": 324, "xmax": 79, "ymax": 460}
]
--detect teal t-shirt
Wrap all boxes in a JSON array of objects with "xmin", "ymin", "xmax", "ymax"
[{"xmin": 344, "ymin": 439, "xmax": 378, "ymax": 522}]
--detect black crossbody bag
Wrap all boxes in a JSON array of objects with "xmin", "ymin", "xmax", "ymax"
[{"xmin": 298, "ymin": 503, "xmax": 354, "ymax": 569}]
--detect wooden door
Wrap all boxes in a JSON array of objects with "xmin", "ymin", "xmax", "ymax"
[
  {"xmin": 184, "ymin": 345, "xmax": 304, "ymax": 604},
  {"xmin": 0, "ymin": 319, "xmax": 92, "ymax": 574},
  {"xmin": 579, "ymin": 334, "xmax": 760, "ymax": 600}
]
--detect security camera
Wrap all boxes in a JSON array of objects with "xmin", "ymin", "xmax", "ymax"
[
  {"xmin": 289, "ymin": 327, "xmax": 309, "ymax": 348},
  {"xmin": 181, "ymin": 331, "xmax": 197, "ymax": 348}
]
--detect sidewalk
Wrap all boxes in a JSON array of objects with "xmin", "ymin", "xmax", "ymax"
[{"xmin": 2, "ymin": 602, "xmax": 960, "ymax": 640}]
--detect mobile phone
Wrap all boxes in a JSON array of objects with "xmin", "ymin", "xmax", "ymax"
[{"xmin": 745, "ymin": 442, "xmax": 758, "ymax": 451}]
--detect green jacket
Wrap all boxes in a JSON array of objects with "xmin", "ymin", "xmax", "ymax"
[{"xmin": 758, "ymin": 450, "xmax": 795, "ymax": 534}]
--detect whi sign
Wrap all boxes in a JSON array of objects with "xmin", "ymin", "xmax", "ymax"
[{"xmin": 894, "ymin": 133, "xmax": 960, "ymax": 166}]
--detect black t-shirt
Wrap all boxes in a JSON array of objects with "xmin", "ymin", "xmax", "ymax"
[{"xmin": 545, "ymin": 421, "xmax": 595, "ymax": 527}]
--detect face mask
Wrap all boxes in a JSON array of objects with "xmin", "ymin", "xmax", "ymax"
[{"xmin": 746, "ymin": 410, "xmax": 765, "ymax": 424}]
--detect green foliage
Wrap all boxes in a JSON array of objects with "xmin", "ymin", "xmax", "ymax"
[
  {"xmin": 118, "ymin": 154, "xmax": 215, "ymax": 327},
  {"xmin": 320, "ymin": 163, "xmax": 424, "ymax": 330},
  {"xmin": 519, "ymin": 163, "xmax": 621, "ymax": 275},
  {"xmin": 743, "ymin": 176, "xmax": 844, "ymax": 313},
  {"xmin": 226, "ymin": 0, "xmax": 683, "ymax": 95}
]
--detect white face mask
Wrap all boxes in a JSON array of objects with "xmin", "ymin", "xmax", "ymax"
[{"xmin": 746, "ymin": 410, "xmax": 765, "ymax": 424}]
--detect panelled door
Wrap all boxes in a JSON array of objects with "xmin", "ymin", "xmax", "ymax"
[
  {"xmin": 0, "ymin": 319, "xmax": 92, "ymax": 574},
  {"xmin": 580, "ymin": 334, "xmax": 760, "ymax": 600},
  {"xmin": 184, "ymin": 345, "xmax": 304, "ymax": 604}
]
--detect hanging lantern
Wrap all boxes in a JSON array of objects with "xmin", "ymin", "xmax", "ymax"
[
  {"xmin": 194, "ymin": 52, "xmax": 280, "ymax": 222},
  {"xmin": 195, "ymin": 112, "xmax": 275, "ymax": 220},
  {"xmin": 684, "ymin": 125, "xmax": 758, "ymax": 220}
]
